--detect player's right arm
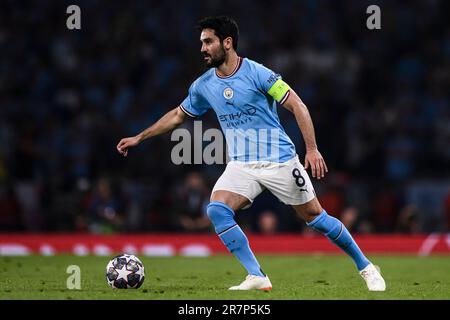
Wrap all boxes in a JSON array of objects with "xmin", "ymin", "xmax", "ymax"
[
  {"xmin": 116, "ymin": 106, "xmax": 187, "ymax": 157},
  {"xmin": 117, "ymin": 78, "xmax": 209, "ymax": 157}
]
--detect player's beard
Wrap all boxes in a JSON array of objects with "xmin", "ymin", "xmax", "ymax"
[{"xmin": 203, "ymin": 45, "xmax": 226, "ymax": 68}]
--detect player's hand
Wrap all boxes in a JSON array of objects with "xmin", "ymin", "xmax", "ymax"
[
  {"xmin": 304, "ymin": 149, "xmax": 328, "ymax": 180},
  {"xmin": 116, "ymin": 136, "xmax": 140, "ymax": 157}
]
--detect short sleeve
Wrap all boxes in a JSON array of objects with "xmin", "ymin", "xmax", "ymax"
[
  {"xmin": 180, "ymin": 81, "xmax": 210, "ymax": 118},
  {"xmin": 254, "ymin": 63, "xmax": 291, "ymax": 104}
]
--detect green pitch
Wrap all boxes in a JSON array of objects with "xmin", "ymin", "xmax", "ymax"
[{"xmin": 1, "ymin": 255, "xmax": 449, "ymax": 300}]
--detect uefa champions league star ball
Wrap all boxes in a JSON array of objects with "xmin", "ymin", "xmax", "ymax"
[{"xmin": 106, "ymin": 254, "xmax": 145, "ymax": 289}]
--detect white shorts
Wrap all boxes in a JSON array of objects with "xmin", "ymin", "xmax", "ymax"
[{"xmin": 212, "ymin": 155, "xmax": 316, "ymax": 208}]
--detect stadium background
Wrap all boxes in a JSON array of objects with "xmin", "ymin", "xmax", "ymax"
[{"xmin": 0, "ymin": 0, "xmax": 449, "ymax": 256}]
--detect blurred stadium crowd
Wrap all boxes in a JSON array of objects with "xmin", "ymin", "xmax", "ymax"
[{"xmin": 0, "ymin": 0, "xmax": 449, "ymax": 234}]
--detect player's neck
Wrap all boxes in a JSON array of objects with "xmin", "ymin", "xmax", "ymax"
[{"xmin": 216, "ymin": 52, "xmax": 240, "ymax": 78}]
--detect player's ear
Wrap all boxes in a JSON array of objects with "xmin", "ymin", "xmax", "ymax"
[{"xmin": 223, "ymin": 37, "xmax": 233, "ymax": 51}]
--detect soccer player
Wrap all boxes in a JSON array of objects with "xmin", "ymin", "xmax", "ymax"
[{"xmin": 117, "ymin": 16, "xmax": 386, "ymax": 291}]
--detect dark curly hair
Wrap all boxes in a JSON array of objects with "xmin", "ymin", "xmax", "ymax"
[{"xmin": 197, "ymin": 16, "xmax": 239, "ymax": 50}]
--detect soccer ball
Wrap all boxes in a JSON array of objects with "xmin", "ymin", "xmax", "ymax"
[{"xmin": 105, "ymin": 254, "xmax": 145, "ymax": 289}]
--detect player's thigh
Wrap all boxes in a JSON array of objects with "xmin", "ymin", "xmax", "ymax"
[
  {"xmin": 261, "ymin": 156, "xmax": 319, "ymax": 218},
  {"xmin": 210, "ymin": 190, "xmax": 251, "ymax": 212},
  {"xmin": 211, "ymin": 161, "xmax": 264, "ymax": 211}
]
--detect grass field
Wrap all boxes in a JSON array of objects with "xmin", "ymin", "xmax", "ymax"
[{"xmin": 1, "ymin": 255, "xmax": 449, "ymax": 300}]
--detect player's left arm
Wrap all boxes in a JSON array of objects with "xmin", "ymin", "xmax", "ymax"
[
  {"xmin": 281, "ymin": 89, "xmax": 328, "ymax": 179},
  {"xmin": 256, "ymin": 63, "xmax": 328, "ymax": 179}
]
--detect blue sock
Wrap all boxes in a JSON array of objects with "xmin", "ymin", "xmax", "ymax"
[
  {"xmin": 207, "ymin": 202, "xmax": 265, "ymax": 277},
  {"xmin": 307, "ymin": 210, "xmax": 370, "ymax": 271}
]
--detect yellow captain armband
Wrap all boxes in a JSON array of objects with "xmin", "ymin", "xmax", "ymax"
[{"xmin": 267, "ymin": 79, "xmax": 291, "ymax": 104}]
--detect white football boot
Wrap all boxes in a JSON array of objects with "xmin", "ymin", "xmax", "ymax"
[
  {"xmin": 228, "ymin": 274, "xmax": 273, "ymax": 291},
  {"xmin": 359, "ymin": 263, "xmax": 386, "ymax": 291}
]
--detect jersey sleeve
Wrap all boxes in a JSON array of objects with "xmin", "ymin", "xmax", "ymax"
[
  {"xmin": 254, "ymin": 63, "xmax": 291, "ymax": 105},
  {"xmin": 180, "ymin": 80, "xmax": 210, "ymax": 118}
]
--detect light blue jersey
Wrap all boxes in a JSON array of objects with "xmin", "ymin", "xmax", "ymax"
[{"xmin": 180, "ymin": 57, "xmax": 296, "ymax": 163}]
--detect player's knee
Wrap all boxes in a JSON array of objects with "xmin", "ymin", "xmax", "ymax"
[
  {"xmin": 294, "ymin": 207, "xmax": 323, "ymax": 223},
  {"xmin": 206, "ymin": 202, "xmax": 235, "ymax": 230},
  {"xmin": 305, "ymin": 209, "xmax": 323, "ymax": 223},
  {"xmin": 294, "ymin": 198, "xmax": 323, "ymax": 222}
]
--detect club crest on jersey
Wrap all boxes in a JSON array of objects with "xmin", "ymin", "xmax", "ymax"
[{"xmin": 223, "ymin": 87, "xmax": 234, "ymax": 100}]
